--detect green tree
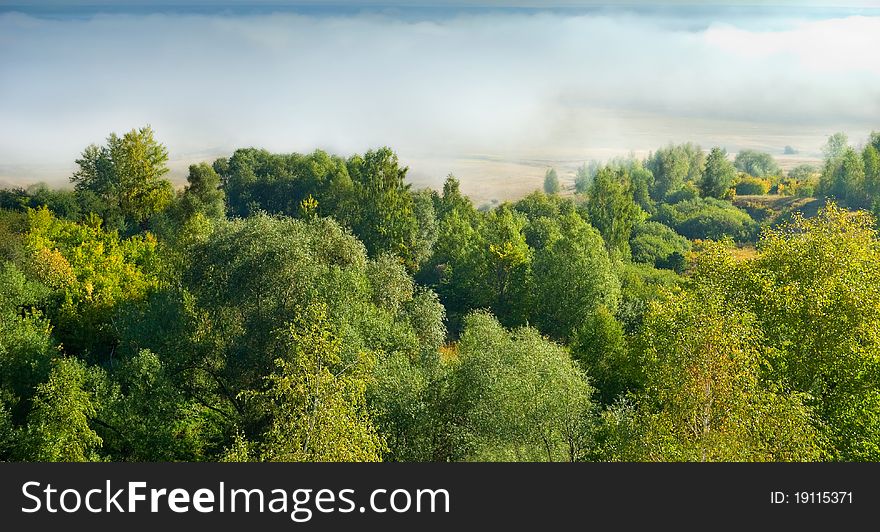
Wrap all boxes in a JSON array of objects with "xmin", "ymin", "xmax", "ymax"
[
  {"xmin": 347, "ymin": 148, "xmax": 424, "ymax": 270},
  {"xmin": 700, "ymin": 147, "xmax": 737, "ymax": 198},
  {"xmin": 621, "ymin": 266, "xmax": 820, "ymax": 462},
  {"xmin": 532, "ymin": 212, "xmax": 620, "ymax": 340},
  {"xmin": 822, "ymin": 132, "xmax": 849, "ymax": 161},
  {"xmin": 733, "ymin": 150, "xmax": 780, "ymax": 178},
  {"xmin": 452, "ymin": 312, "xmax": 594, "ymax": 461},
  {"xmin": 654, "ymin": 197, "xmax": 757, "ymax": 242},
  {"xmin": 238, "ymin": 304, "xmax": 386, "ymax": 462},
  {"xmin": 570, "ymin": 305, "xmax": 630, "ymax": 404},
  {"xmin": 820, "ymin": 147, "xmax": 866, "ymax": 208},
  {"xmin": 586, "ymin": 167, "xmax": 641, "ymax": 257},
  {"xmin": 481, "ymin": 207, "xmax": 532, "ymax": 326},
  {"xmin": 22, "ymin": 207, "xmax": 163, "ymax": 360},
  {"xmin": 27, "ymin": 358, "xmax": 104, "ymax": 462},
  {"xmin": 647, "ymin": 143, "xmax": 704, "ymax": 200},
  {"xmin": 629, "ymin": 220, "xmax": 691, "ymax": 271},
  {"xmin": 743, "ymin": 204, "xmax": 880, "ymax": 459},
  {"xmin": 543, "ymin": 168, "xmax": 561, "ymax": 195},
  {"xmin": 71, "ymin": 126, "xmax": 173, "ymax": 230},
  {"xmin": 574, "ymin": 161, "xmax": 600, "ymax": 194},
  {"xmin": 179, "ymin": 162, "xmax": 226, "ymax": 221}
]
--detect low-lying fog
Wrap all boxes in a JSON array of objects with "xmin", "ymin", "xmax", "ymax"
[{"xmin": 1, "ymin": 3, "xmax": 878, "ymax": 202}]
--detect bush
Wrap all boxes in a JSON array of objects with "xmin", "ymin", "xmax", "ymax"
[
  {"xmin": 735, "ymin": 177, "xmax": 771, "ymax": 196},
  {"xmin": 629, "ymin": 221, "xmax": 691, "ymax": 271},
  {"xmin": 664, "ymin": 183, "xmax": 700, "ymax": 204},
  {"xmin": 795, "ymin": 181, "xmax": 816, "ymax": 198},
  {"xmin": 654, "ymin": 198, "xmax": 758, "ymax": 242}
]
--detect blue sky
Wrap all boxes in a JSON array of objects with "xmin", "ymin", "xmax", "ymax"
[{"xmin": 1, "ymin": 1, "xmax": 879, "ymax": 194}]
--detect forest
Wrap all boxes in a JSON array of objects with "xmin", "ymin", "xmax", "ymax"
[{"xmin": 1, "ymin": 126, "xmax": 880, "ymax": 462}]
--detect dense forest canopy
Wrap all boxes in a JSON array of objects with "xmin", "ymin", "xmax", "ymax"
[{"xmin": 2, "ymin": 126, "xmax": 880, "ymax": 462}]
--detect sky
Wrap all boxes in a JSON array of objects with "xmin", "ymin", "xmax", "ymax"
[{"xmin": 1, "ymin": 1, "xmax": 879, "ymax": 199}]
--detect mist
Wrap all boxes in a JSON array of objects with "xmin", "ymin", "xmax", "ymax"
[{"xmin": 1, "ymin": 5, "xmax": 879, "ymax": 198}]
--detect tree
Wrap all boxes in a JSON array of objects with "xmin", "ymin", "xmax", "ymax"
[
  {"xmin": 481, "ymin": 207, "xmax": 532, "ymax": 326},
  {"xmin": 347, "ymin": 148, "xmax": 424, "ymax": 270},
  {"xmin": 0, "ymin": 262, "xmax": 55, "ymax": 459},
  {"xmin": 742, "ymin": 204, "xmax": 880, "ymax": 460},
  {"xmin": 586, "ymin": 167, "xmax": 641, "ymax": 257},
  {"xmin": 700, "ymin": 147, "xmax": 737, "ymax": 198},
  {"xmin": 733, "ymin": 150, "xmax": 780, "ymax": 178},
  {"xmin": 531, "ymin": 212, "xmax": 620, "ymax": 340},
  {"xmin": 574, "ymin": 161, "xmax": 600, "ymax": 194},
  {"xmin": 179, "ymin": 163, "xmax": 226, "ymax": 220},
  {"xmin": 654, "ymin": 197, "xmax": 757, "ymax": 242},
  {"xmin": 71, "ymin": 126, "xmax": 173, "ymax": 230},
  {"xmin": 452, "ymin": 311, "xmax": 595, "ymax": 461},
  {"xmin": 862, "ymin": 144, "xmax": 880, "ymax": 208},
  {"xmin": 820, "ymin": 147, "xmax": 866, "ymax": 208},
  {"xmin": 27, "ymin": 358, "xmax": 104, "ymax": 462},
  {"xmin": 237, "ymin": 304, "xmax": 386, "ymax": 462},
  {"xmin": 570, "ymin": 305, "xmax": 630, "ymax": 404},
  {"xmin": 410, "ymin": 189, "xmax": 438, "ymax": 268},
  {"xmin": 21, "ymin": 207, "xmax": 163, "ymax": 360},
  {"xmin": 543, "ymin": 168, "xmax": 561, "ymax": 195},
  {"xmin": 823, "ymin": 132, "xmax": 849, "ymax": 161},
  {"xmin": 624, "ymin": 280, "xmax": 820, "ymax": 462},
  {"xmin": 629, "ymin": 221, "xmax": 691, "ymax": 271},
  {"xmin": 647, "ymin": 143, "xmax": 704, "ymax": 200}
]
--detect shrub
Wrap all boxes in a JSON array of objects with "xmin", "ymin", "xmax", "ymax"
[
  {"xmin": 654, "ymin": 198, "xmax": 758, "ymax": 242},
  {"xmin": 735, "ymin": 177, "xmax": 771, "ymax": 196},
  {"xmin": 630, "ymin": 221, "xmax": 691, "ymax": 270}
]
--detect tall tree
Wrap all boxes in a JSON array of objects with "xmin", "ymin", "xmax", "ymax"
[
  {"xmin": 236, "ymin": 304, "xmax": 386, "ymax": 462},
  {"xmin": 622, "ymin": 274, "xmax": 820, "ymax": 462},
  {"xmin": 733, "ymin": 150, "xmax": 780, "ymax": 178},
  {"xmin": 647, "ymin": 143, "xmax": 704, "ymax": 200},
  {"xmin": 743, "ymin": 204, "xmax": 880, "ymax": 460},
  {"xmin": 586, "ymin": 167, "xmax": 641, "ymax": 258},
  {"xmin": 347, "ymin": 148, "xmax": 424, "ymax": 270},
  {"xmin": 531, "ymin": 212, "xmax": 620, "ymax": 340},
  {"xmin": 822, "ymin": 132, "xmax": 849, "ymax": 161},
  {"xmin": 452, "ymin": 311, "xmax": 595, "ymax": 461},
  {"xmin": 71, "ymin": 126, "xmax": 173, "ymax": 230},
  {"xmin": 543, "ymin": 168, "xmax": 561, "ymax": 195},
  {"xmin": 700, "ymin": 147, "xmax": 737, "ymax": 198},
  {"xmin": 179, "ymin": 162, "xmax": 226, "ymax": 221}
]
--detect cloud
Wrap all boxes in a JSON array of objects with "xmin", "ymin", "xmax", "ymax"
[{"xmin": 0, "ymin": 9, "xmax": 878, "ymax": 185}]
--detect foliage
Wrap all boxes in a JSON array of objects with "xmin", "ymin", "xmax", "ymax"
[
  {"xmin": 735, "ymin": 176, "xmax": 772, "ymax": 196},
  {"xmin": 179, "ymin": 163, "xmax": 226, "ymax": 221},
  {"xmin": 700, "ymin": 147, "xmax": 737, "ymax": 198},
  {"xmin": 543, "ymin": 168, "xmax": 561, "ymax": 194},
  {"xmin": 452, "ymin": 312, "xmax": 594, "ymax": 461},
  {"xmin": 238, "ymin": 304, "xmax": 385, "ymax": 462},
  {"xmin": 22, "ymin": 207, "xmax": 163, "ymax": 359},
  {"xmin": 743, "ymin": 204, "xmax": 880, "ymax": 460},
  {"xmin": 629, "ymin": 220, "xmax": 691, "ymax": 271},
  {"xmin": 586, "ymin": 167, "xmax": 642, "ymax": 258},
  {"xmin": 574, "ymin": 161, "xmax": 600, "ymax": 194},
  {"xmin": 5, "ymin": 128, "xmax": 880, "ymax": 463},
  {"xmin": 733, "ymin": 150, "xmax": 780, "ymax": 178},
  {"xmin": 27, "ymin": 357, "xmax": 105, "ymax": 462},
  {"xmin": 531, "ymin": 212, "xmax": 620, "ymax": 340},
  {"xmin": 654, "ymin": 197, "xmax": 758, "ymax": 242},
  {"xmin": 70, "ymin": 126, "xmax": 173, "ymax": 231},
  {"xmin": 646, "ymin": 143, "xmax": 704, "ymax": 201}
]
